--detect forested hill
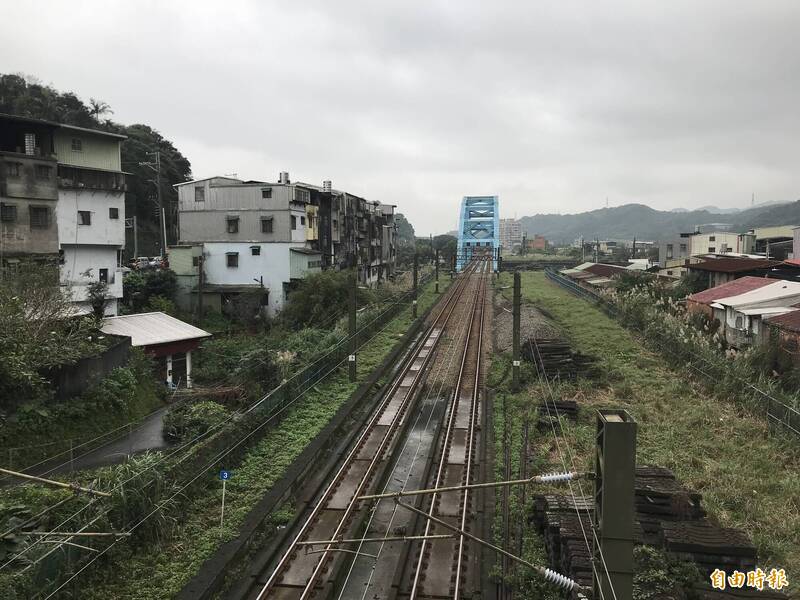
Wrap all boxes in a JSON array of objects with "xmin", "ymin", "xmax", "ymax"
[
  {"xmin": 519, "ymin": 200, "xmax": 800, "ymax": 243},
  {"xmin": 0, "ymin": 73, "xmax": 192, "ymax": 256}
]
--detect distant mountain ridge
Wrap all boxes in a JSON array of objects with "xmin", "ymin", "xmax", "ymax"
[{"xmin": 518, "ymin": 201, "xmax": 800, "ymax": 243}]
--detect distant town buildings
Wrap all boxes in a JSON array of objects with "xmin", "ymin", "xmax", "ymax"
[
  {"xmin": 499, "ymin": 218, "xmax": 522, "ymax": 252},
  {"xmin": 172, "ymin": 173, "xmax": 396, "ymax": 316},
  {"xmin": 0, "ymin": 113, "xmax": 126, "ymax": 315}
]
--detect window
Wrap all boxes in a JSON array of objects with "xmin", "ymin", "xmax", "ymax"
[
  {"xmin": 679, "ymin": 243, "xmax": 687, "ymax": 253},
  {"xmin": 192, "ymin": 256, "xmax": 200, "ymax": 267},
  {"xmin": 709, "ymin": 235, "xmax": 716, "ymax": 242},
  {"xmin": 666, "ymin": 244, "xmax": 673, "ymax": 259},
  {"xmin": 24, "ymin": 133, "xmax": 35, "ymax": 155},
  {"xmin": 251, "ymin": 246, "xmax": 261, "ymax": 256},
  {"xmin": 0, "ymin": 203, "xmax": 16, "ymax": 223},
  {"xmin": 291, "ymin": 215, "xmax": 297, "ymax": 230},
  {"xmin": 708, "ymin": 247, "xmax": 715, "ymax": 253},
  {"xmin": 29, "ymin": 206, "xmax": 48, "ymax": 228},
  {"xmin": 261, "ymin": 217, "xmax": 273, "ymax": 233},
  {"xmin": 71, "ymin": 138, "xmax": 83, "ymax": 151},
  {"xmin": 295, "ymin": 188, "xmax": 310, "ymax": 203},
  {"xmin": 35, "ymin": 165, "xmax": 52, "ymax": 180},
  {"xmin": 195, "ymin": 186, "xmax": 205, "ymax": 202},
  {"xmin": 6, "ymin": 163, "xmax": 20, "ymax": 177},
  {"xmin": 261, "ymin": 188, "xmax": 272, "ymax": 199},
  {"xmin": 226, "ymin": 217, "xmax": 239, "ymax": 234},
  {"xmin": 300, "ymin": 215, "xmax": 306, "ymax": 226},
  {"xmin": 78, "ymin": 210, "xmax": 92, "ymax": 226},
  {"xmin": 116, "ymin": 249, "xmax": 123, "ymax": 267},
  {"xmin": 109, "ymin": 207, "xmax": 119, "ymax": 219},
  {"xmin": 99, "ymin": 268, "xmax": 108, "ymax": 284},
  {"xmin": 333, "ymin": 219, "xmax": 338, "ymax": 230},
  {"xmin": 226, "ymin": 252, "xmax": 239, "ymax": 268}
]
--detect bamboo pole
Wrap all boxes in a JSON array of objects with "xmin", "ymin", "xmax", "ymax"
[{"xmin": 0, "ymin": 467, "xmax": 111, "ymax": 498}]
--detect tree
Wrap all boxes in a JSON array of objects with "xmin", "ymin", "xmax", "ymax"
[
  {"xmin": 86, "ymin": 280, "xmax": 110, "ymax": 319},
  {"xmin": 280, "ymin": 270, "xmax": 374, "ymax": 330},
  {"xmin": 123, "ymin": 269, "xmax": 178, "ymax": 312},
  {"xmin": 395, "ymin": 213, "xmax": 416, "ymax": 246},
  {"xmin": 433, "ymin": 234, "xmax": 458, "ymax": 262},
  {"xmin": 88, "ymin": 97, "xmax": 113, "ymax": 122},
  {"xmin": 0, "ymin": 263, "xmax": 101, "ymax": 407}
]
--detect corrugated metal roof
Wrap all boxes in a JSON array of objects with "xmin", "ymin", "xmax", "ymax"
[
  {"xmin": 584, "ymin": 263, "xmax": 628, "ymax": 277},
  {"xmin": 688, "ymin": 258, "xmax": 780, "ymax": 273},
  {"xmin": 714, "ymin": 280, "xmax": 800, "ymax": 308},
  {"xmin": 688, "ymin": 276, "xmax": 773, "ymax": 305},
  {"xmin": 765, "ymin": 310, "xmax": 800, "ymax": 333},
  {"xmin": 101, "ymin": 312, "xmax": 211, "ymax": 347},
  {"xmin": 740, "ymin": 307, "xmax": 797, "ymax": 316}
]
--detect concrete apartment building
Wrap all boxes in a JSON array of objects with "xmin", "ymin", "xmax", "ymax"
[
  {"xmin": 173, "ymin": 172, "xmax": 396, "ymax": 317},
  {"xmin": 0, "ymin": 114, "xmax": 126, "ymax": 315},
  {"xmin": 499, "ymin": 218, "xmax": 522, "ymax": 252},
  {"xmin": 55, "ymin": 124, "xmax": 127, "ymax": 315}
]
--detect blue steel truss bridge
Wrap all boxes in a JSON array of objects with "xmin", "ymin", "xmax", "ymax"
[{"xmin": 456, "ymin": 195, "xmax": 499, "ymax": 272}]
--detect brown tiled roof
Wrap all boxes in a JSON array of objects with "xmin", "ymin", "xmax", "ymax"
[
  {"xmin": 688, "ymin": 276, "xmax": 773, "ymax": 305},
  {"xmin": 687, "ymin": 258, "xmax": 780, "ymax": 273}
]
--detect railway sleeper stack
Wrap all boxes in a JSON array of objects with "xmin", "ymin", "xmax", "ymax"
[
  {"xmin": 521, "ymin": 337, "xmax": 596, "ymax": 380},
  {"xmin": 530, "ymin": 466, "xmax": 775, "ymax": 596}
]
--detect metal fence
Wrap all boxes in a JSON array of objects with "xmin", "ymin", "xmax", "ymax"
[{"xmin": 544, "ymin": 268, "xmax": 800, "ymax": 439}]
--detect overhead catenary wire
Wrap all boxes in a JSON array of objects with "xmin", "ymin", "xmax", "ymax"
[{"xmin": 30, "ymin": 274, "xmax": 457, "ymax": 595}]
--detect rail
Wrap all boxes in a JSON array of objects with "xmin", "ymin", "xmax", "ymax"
[{"xmin": 252, "ymin": 265, "xmax": 477, "ymax": 599}]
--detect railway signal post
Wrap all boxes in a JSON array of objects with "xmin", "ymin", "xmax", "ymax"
[
  {"xmin": 512, "ymin": 271, "xmax": 521, "ymax": 390},
  {"xmin": 349, "ymin": 271, "xmax": 357, "ymax": 382},
  {"xmin": 594, "ymin": 409, "xmax": 637, "ymax": 600}
]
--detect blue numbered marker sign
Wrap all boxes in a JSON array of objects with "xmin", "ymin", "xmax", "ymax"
[{"xmin": 219, "ymin": 470, "xmax": 231, "ymax": 481}]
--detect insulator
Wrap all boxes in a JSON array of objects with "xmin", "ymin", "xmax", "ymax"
[
  {"xmin": 543, "ymin": 568, "xmax": 578, "ymax": 590},
  {"xmin": 538, "ymin": 471, "xmax": 574, "ymax": 483}
]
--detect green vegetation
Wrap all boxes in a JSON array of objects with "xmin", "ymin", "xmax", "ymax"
[
  {"xmin": 76, "ymin": 277, "xmax": 450, "ymax": 599},
  {"xmin": 122, "ymin": 269, "xmax": 178, "ymax": 313},
  {"xmin": 162, "ymin": 401, "xmax": 230, "ymax": 442},
  {"xmin": 0, "ymin": 348, "xmax": 163, "ymax": 468},
  {"xmin": 0, "ymin": 264, "xmax": 105, "ymax": 408},
  {"xmin": 495, "ymin": 272, "xmax": 800, "ymax": 589}
]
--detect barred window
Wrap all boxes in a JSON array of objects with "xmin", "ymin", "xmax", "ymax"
[
  {"xmin": 0, "ymin": 203, "xmax": 17, "ymax": 223},
  {"xmin": 29, "ymin": 206, "xmax": 49, "ymax": 228}
]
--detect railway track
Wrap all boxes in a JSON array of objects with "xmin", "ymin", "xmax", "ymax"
[
  {"xmin": 396, "ymin": 260, "xmax": 488, "ymax": 599},
  {"xmin": 245, "ymin": 262, "xmax": 486, "ymax": 600}
]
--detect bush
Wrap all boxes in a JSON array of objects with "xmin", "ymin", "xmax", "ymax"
[
  {"xmin": 162, "ymin": 400, "xmax": 230, "ymax": 442},
  {"xmin": 123, "ymin": 269, "xmax": 178, "ymax": 312}
]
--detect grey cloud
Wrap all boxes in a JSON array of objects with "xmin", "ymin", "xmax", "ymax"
[{"xmin": 3, "ymin": 0, "xmax": 800, "ymax": 233}]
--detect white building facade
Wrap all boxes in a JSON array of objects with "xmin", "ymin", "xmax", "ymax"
[{"xmin": 55, "ymin": 125, "xmax": 127, "ymax": 316}]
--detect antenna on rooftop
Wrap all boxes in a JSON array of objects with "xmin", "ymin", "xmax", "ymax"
[{"xmin": 224, "ymin": 172, "xmax": 238, "ymax": 178}]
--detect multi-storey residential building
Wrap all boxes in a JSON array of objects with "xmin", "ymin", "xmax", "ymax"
[
  {"xmin": 174, "ymin": 172, "xmax": 395, "ymax": 317},
  {"xmin": 0, "ymin": 115, "xmax": 60, "ymax": 265},
  {"xmin": 1, "ymin": 114, "xmax": 126, "ymax": 315},
  {"xmin": 499, "ymin": 218, "xmax": 522, "ymax": 252},
  {"xmin": 55, "ymin": 124, "xmax": 127, "ymax": 316}
]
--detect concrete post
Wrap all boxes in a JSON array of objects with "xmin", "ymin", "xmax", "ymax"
[
  {"xmin": 435, "ymin": 249, "xmax": 440, "ymax": 293},
  {"xmin": 512, "ymin": 271, "xmax": 521, "ymax": 391},
  {"xmin": 186, "ymin": 350, "xmax": 193, "ymax": 389},
  {"xmin": 166, "ymin": 354, "xmax": 173, "ymax": 386},
  {"xmin": 594, "ymin": 409, "xmax": 637, "ymax": 600},
  {"xmin": 412, "ymin": 252, "xmax": 418, "ymax": 319},
  {"xmin": 349, "ymin": 272, "xmax": 357, "ymax": 382}
]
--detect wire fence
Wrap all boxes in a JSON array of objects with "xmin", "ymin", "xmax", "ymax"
[{"xmin": 543, "ymin": 268, "xmax": 800, "ymax": 439}]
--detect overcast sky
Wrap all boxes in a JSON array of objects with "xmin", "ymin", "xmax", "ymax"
[{"xmin": 3, "ymin": 1, "xmax": 799, "ymax": 234}]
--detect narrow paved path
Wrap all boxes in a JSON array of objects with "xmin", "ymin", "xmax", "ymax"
[{"xmin": 38, "ymin": 405, "xmax": 173, "ymax": 477}]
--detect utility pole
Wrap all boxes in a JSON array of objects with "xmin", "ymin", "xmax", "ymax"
[
  {"xmin": 139, "ymin": 150, "xmax": 167, "ymax": 257},
  {"xmin": 435, "ymin": 249, "xmax": 440, "ymax": 293},
  {"xmin": 594, "ymin": 409, "xmax": 637, "ymax": 600},
  {"xmin": 349, "ymin": 271, "xmax": 357, "ymax": 382},
  {"xmin": 412, "ymin": 252, "xmax": 418, "ymax": 319},
  {"xmin": 512, "ymin": 271, "xmax": 521, "ymax": 391},
  {"xmin": 132, "ymin": 216, "xmax": 139, "ymax": 259},
  {"xmin": 632, "ymin": 236, "xmax": 636, "ymax": 260},
  {"xmin": 581, "ymin": 236, "xmax": 585, "ymax": 262},
  {"xmin": 595, "ymin": 238, "xmax": 599, "ymax": 263}
]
